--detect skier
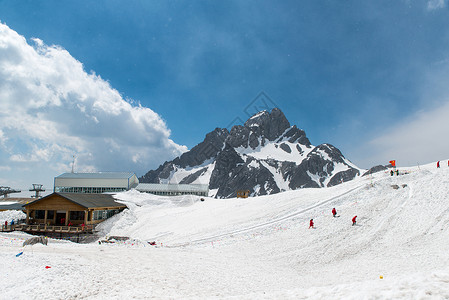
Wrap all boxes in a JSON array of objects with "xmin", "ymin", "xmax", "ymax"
[
  {"xmin": 396, "ymin": 169, "xmax": 399, "ymax": 176},
  {"xmin": 352, "ymin": 216, "xmax": 357, "ymax": 226},
  {"xmin": 390, "ymin": 170, "xmax": 394, "ymax": 176},
  {"xmin": 332, "ymin": 208, "xmax": 337, "ymax": 217},
  {"xmin": 309, "ymin": 219, "xmax": 314, "ymax": 229},
  {"xmin": 437, "ymin": 161, "xmax": 440, "ymax": 168}
]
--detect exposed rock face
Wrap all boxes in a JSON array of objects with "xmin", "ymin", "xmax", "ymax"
[
  {"xmin": 362, "ymin": 165, "xmax": 388, "ymax": 177},
  {"xmin": 140, "ymin": 108, "xmax": 362, "ymax": 198}
]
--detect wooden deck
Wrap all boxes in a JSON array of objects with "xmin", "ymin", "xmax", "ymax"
[{"xmin": 1, "ymin": 224, "xmax": 94, "ymax": 233}]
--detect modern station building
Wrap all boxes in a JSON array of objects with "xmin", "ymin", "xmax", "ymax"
[
  {"xmin": 136, "ymin": 183, "xmax": 209, "ymax": 197},
  {"xmin": 53, "ymin": 172, "xmax": 209, "ymax": 197},
  {"xmin": 54, "ymin": 172, "xmax": 139, "ymax": 194}
]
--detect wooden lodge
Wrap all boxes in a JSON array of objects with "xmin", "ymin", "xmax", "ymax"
[{"xmin": 19, "ymin": 192, "xmax": 127, "ymax": 233}]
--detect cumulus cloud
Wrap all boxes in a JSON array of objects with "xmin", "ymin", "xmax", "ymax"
[
  {"xmin": 0, "ymin": 23, "xmax": 187, "ymax": 190},
  {"xmin": 427, "ymin": 0, "xmax": 446, "ymax": 10},
  {"xmin": 356, "ymin": 100, "xmax": 449, "ymax": 168}
]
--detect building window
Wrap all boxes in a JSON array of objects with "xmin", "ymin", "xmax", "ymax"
[
  {"xmin": 93, "ymin": 210, "xmax": 105, "ymax": 220},
  {"xmin": 70, "ymin": 211, "xmax": 85, "ymax": 221},
  {"xmin": 47, "ymin": 210, "xmax": 55, "ymax": 220},
  {"xmin": 35, "ymin": 210, "xmax": 45, "ymax": 219},
  {"xmin": 93, "ymin": 209, "xmax": 120, "ymax": 220},
  {"xmin": 55, "ymin": 186, "xmax": 127, "ymax": 193}
]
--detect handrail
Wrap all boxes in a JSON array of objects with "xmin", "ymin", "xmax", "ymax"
[{"xmin": 0, "ymin": 224, "xmax": 93, "ymax": 233}]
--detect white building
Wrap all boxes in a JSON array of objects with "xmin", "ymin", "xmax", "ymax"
[
  {"xmin": 136, "ymin": 183, "xmax": 209, "ymax": 197},
  {"xmin": 54, "ymin": 172, "xmax": 139, "ymax": 193}
]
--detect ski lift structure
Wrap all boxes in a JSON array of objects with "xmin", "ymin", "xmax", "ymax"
[
  {"xmin": 0, "ymin": 186, "xmax": 21, "ymax": 198},
  {"xmin": 30, "ymin": 184, "xmax": 45, "ymax": 198}
]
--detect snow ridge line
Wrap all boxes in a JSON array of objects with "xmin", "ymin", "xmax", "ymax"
[{"xmin": 167, "ymin": 179, "xmax": 381, "ymax": 248}]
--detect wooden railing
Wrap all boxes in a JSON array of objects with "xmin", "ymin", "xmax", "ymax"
[{"xmin": 1, "ymin": 224, "xmax": 93, "ymax": 233}]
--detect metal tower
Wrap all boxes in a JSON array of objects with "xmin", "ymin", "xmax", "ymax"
[
  {"xmin": 29, "ymin": 184, "xmax": 45, "ymax": 198},
  {"xmin": 0, "ymin": 186, "xmax": 21, "ymax": 198}
]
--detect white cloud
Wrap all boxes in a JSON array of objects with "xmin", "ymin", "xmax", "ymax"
[
  {"xmin": 427, "ymin": 0, "xmax": 446, "ymax": 10},
  {"xmin": 0, "ymin": 23, "xmax": 187, "ymax": 191},
  {"xmin": 355, "ymin": 100, "xmax": 449, "ymax": 168}
]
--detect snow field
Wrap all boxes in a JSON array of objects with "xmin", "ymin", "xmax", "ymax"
[{"xmin": 1, "ymin": 163, "xmax": 449, "ymax": 299}]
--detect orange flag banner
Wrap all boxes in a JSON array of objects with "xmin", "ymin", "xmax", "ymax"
[{"xmin": 389, "ymin": 160, "xmax": 396, "ymax": 167}]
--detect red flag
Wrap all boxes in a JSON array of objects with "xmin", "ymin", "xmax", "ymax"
[{"xmin": 389, "ymin": 160, "xmax": 396, "ymax": 167}]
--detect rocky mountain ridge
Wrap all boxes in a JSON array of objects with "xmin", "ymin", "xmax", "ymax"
[{"xmin": 140, "ymin": 108, "xmax": 362, "ymax": 198}]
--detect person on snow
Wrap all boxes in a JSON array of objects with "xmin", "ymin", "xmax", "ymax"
[
  {"xmin": 332, "ymin": 208, "xmax": 337, "ymax": 217},
  {"xmin": 352, "ymin": 216, "xmax": 357, "ymax": 226},
  {"xmin": 309, "ymin": 219, "xmax": 314, "ymax": 229},
  {"xmin": 437, "ymin": 161, "xmax": 440, "ymax": 168},
  {"xmin": 390, "ymin": 170, "xmax": 394, "ymax": 176},
  {"xmin": 396, "ymin": 169, "xmax": 399, "ymax": 176}
]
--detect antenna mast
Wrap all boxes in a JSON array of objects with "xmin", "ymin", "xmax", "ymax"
[{"xmin": 71, "ymin": 155, "xmax": 76, "ymax": 173}]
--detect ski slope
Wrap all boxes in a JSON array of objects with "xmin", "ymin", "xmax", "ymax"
[{"xmin": 1, "ymin": 162, "xmax": 449, "ymax": 299}]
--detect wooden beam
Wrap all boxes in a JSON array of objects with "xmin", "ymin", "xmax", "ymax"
[
  {"xmin": 44, "ymin": 210, "xmax": 48, "ymax": 226},
  {"xmin": 65, "ymin": 211, "xmax": 69, "ymax": 226},
  {"xmin": 84, "ymin": 210, "xmax": 88, "ymax": 225}
]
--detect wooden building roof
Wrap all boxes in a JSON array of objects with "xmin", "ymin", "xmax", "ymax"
[{"xmin": 23, "ymin": 193, "xmax": 127, "ymax": 209}]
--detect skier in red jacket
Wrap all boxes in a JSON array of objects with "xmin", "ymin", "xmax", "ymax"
[
  {"xmin": 309, "ymin": 219, "xmax": 314, "ymax": 229},
  {"xmin": 352, "ymin": 216, "xmax": 357, "ymax": 226},
  {"xmin": 437, "ymin": 161, "xmax": 440, "ymax": 168},
  {"xmin": 332, "ymin": 208, "xmax": 337, "ymax": 217}
]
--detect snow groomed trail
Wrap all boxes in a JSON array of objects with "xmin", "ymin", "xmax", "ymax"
[{"xmin": 168, "ymin": 181, "xmax": 371, "ymax": 247}]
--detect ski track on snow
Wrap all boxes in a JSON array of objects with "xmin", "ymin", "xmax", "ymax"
[{"xmin": 167, "ymin": 178, "xmax": 386, "ymax": 247}]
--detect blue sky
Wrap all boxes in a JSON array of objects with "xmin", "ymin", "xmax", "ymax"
[{"xmin": 1, "ymin": 1, "xmax": 449, "ymax": 193}]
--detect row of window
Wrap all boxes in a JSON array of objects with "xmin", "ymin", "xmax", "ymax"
[
  {"xmin": 54, "ymin": 186, "xmax": 208, "ymax": 197},
  {"xmin": 34, "ymin": 209, "xmax": 119, "ymax": 221},
  {"xmin": 143, "ymin": 191, "xmax": 208, "ymax": 196},
  {"xmin": 54, "ymin": 187, "xmax": 127, "ymax": 193},
  {"xmin": 93, "ymin": 209, "xmax": 120, "ymax": 220},
  {"xmin": 34, "ymin": 210, "xmax": 85, "ymax": 220},
  {"xmin": 35, "ymin": 210, "xmax": 51, "ymax": 219}
]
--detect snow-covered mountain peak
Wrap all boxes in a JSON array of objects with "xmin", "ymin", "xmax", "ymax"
[{"xmin": 141, "ymin": 108, "xmax": 363, "ymax": 198}]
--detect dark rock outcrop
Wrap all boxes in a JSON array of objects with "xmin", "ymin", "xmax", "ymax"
[{"xmin": 362, "ymin": 165, "xmax": 388, "ymax": 177}]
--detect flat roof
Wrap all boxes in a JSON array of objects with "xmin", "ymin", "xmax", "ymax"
[
  {"xmin": 136, "ymin": 183, "xmax": 209, "ymax": 193},
  {"xmin": 0, "ymin": 202, "xmax": 24, "ymax": 210},
  {"xmin": 55, "ymin": 172, "xmax": 136, "ymax": 180}
]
